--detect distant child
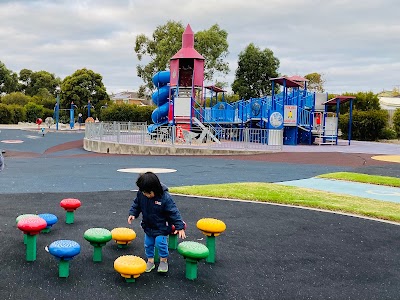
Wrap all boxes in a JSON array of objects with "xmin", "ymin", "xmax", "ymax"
[{"xmin": 128, "ymin": 172, "xmax": 186, "ymax": 273}]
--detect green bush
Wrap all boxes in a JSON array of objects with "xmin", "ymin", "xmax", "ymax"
[
  {"xmin": 25, "ymin": 102, "xmax": 44, "ymax": 123},
  {"xmin": 379, "ymin": 127, "xmax": 397, "ymax": 140},
  {"xmin": 8, "ymin": 104, "xmax": 27, "ymax": 123},
  {"xmin": 100, "ymin": 103, "xmax": 153, "ymax": 123},
  {"xmin": 43, "ymin": 107, "xmax": 54, "ymax": 119},
  {"xmin": 1, "ymin": 92, "xmax": 32, "ymax": 106},
  {"xmin": 339, "ymin": 110, "xmax": 388, "ymax": 141},
  {"xmin": 135, "ymin": 105, "xmax": 153, "ymax": 123},
  {"xmin": 393, "ymin": 108, "xmax": 400, "ymax": 138},
  {"xmin": 0, "ymin": 103, "xmax": 12, "ymax": 124}
]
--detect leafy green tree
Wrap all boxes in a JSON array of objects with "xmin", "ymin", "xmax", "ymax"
[
  {"xmin": 338, "ymin": 92, "xmax": 381, "ymax": 114},
  {"xmin": 1, "ymin": 92, "xmax": 32, "ymax": 106},
  {"xmin": 0, "ymin": 61, "xmax": 18, "ymax": 94},
  {"xmin": 134, "ymin": 21, "xmax": 229, "ymax": 94},
  {"xmin": 32, "ymin": 88, "xmax": 57, "ymax": 109},
  {"xmin": 304, "ymin": 72, "xmax": 325, "ymax": 93},
  {"xmin": 231, "ymin": 43, "xmax": 280, "ymax": 99},
  {"xmin": 61, "ymin": 68, "xmax": 109, "ymax": 110},
  {"xmin": 393, "ymin": 108, "xmax": 400, "ymax": 138},
  {"xmin": 19, "ymin": 69, "xmax": 61, "ymax": 96},
  {"xmin": 195, "ymin": 24, "xmax": 229, "ymax": 81}
]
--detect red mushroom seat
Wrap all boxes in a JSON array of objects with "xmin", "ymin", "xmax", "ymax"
[
  {"xmin": 17, "ymin": 217, "xmax": 47, "ymax": 262},
  {"xmin": 17, "ymin": 217, "xmax": 47, "ymax": 235},
  {"xmin": 60, "ymin": 198, "xmax": 81, "ymax": 211}
]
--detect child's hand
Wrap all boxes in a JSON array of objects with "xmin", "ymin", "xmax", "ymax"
[
  {"xmin": 174, "ymin": 229, "xmax": 186, "ymax": 239},
  {"xmin": 127, "ymin": 215, "xmax": 135, "ymax": 224}
]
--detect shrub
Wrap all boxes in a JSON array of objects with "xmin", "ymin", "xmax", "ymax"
[
  {"xmin": 0, "ymin": 103, "xmax": 12, "ymax": 124},
  {"xmin": 379, "ymin": 127, "xmax": 397, "ymax": 140},
  {"xmin": 1, "ymin": 92, "xmax": 31, "ymax": 106},
  {"xmin": 339, "ymin": 110, "xmax": 388, "ymax": 141},
  {"xmin": 100, "ymin": 103, "xmax": 153, "ymax": 123},
  {"xmin": 135, "ymin": 105, "xmax": 153, "ymax": 123},
  {"xmin": 8, "ymin": 104, "xmax": 27, "ymax": 123},
  {"xmin": 393, "ymin": 108, "xmax": 400, "ymax": 138},
  {"xmin": 25, "ymin": 102, "xmax": 44, "ymax": 123}
]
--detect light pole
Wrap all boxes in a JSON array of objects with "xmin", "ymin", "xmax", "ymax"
[{"xmin": 55, "ymin": 87, "xmax": 61, "ymax": 131}]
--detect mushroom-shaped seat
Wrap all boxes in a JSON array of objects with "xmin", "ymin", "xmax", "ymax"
[
  {"xmin": 17, "ymin": 217, "xmax": 48, "ymax": 261},
  {"xmin": 15, "ymin": 214, "xmax": 39, "ymax": 224},
  {"xmin": 16, "ymin": 214, "xmax": 41, "ymax": 245},
  {"xmin": 17, "ymin": 217, "xmax": 47, "ymax": 235},
  {"xmin": 196, "ymin": 218, "xmax": 226, "ymax": 236},
  {"xmin": 114, "ymin": 255, "xmax": 147, "ymax": 283},
  {"xmin": 48, "ymin": 240, "xmax": 81, "ymax": 278},
  {"xmin": 60, "ymin": 198, "xmax": 81, "ymax": 224},
  {"xmin": 83, "ymin": 228, "xmax": 112, "ymax": 262},
  {"xmin": 196, "ymin": 218, "xmax": 226, "ymax": 264},
  {"xmin": 177, "ymin": 241, "xmax": 209, "ymax": 280},
  {"xmin": 38, "ymin": 213, "xmax": 58, "ymax": 233},
  {"xmin": 111, "ymin": 227, "xmax": 136, "ymax": 248},
  {"xmin": 60, "ymin": 198, "xmax": 81, "ymax": 211}
]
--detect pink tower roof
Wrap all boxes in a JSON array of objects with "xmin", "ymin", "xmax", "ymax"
[{"xmin": 171, "ymin": 24, "xmax": 204, "ymax": 60}]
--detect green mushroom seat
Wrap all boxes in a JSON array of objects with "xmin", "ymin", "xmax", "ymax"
[
  {"xmin": 83, "ymin": 228, "xmax": 112, "ymax": 262},
  {"xmin": 177, "ymin": 241, "xmax": 209, "ymax": 280}
]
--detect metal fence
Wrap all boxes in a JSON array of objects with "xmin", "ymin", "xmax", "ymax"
[{"xmin": 85, "ymin": 122, "xmax": 283, "ymax": 151}]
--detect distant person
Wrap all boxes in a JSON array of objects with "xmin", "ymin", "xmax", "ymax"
[
  {"xmin": 78, "ymin": 113, "xmax": 83, "ymax": 130},
  {"xmin": 95, "ymin": 117, "xmax": 99, "ymax": 123},
  {"xmin": 0, "ymin": 151, "xmax": 4, "ymax": 172},
  {"xmin": 127, "ymin": 172, "xmax": 186, "ymax": 273}
]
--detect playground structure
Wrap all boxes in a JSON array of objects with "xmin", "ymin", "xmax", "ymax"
[
  {"xmin": 148, "ymin": 24, "xmax": 355, "ymax": 146},
  {"xmin": 53, "ymin": 99, "xmax": 94, "ymax": 130}
]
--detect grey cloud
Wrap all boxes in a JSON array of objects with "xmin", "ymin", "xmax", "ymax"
[{"xmin": 0, "ymin": 0, "xmax": 399, "ymax": 94}]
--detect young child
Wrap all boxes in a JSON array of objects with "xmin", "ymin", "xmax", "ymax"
[{"xmin": 127, "ymin": 172, "xmax": 186, "ymax": 273}]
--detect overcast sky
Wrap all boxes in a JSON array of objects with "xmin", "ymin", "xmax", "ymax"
[{"xmin": 1, "ymin": 0, "xmax": 399, "ymax": 95}]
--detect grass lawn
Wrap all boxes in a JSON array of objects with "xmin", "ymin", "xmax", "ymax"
[
  {"xmin": 317, "ymin": 172, "xmax": 400, "ymax": 187},
  {"xmin": 170, "ymin": 180, "xmax": 400, "ymax": 224}
]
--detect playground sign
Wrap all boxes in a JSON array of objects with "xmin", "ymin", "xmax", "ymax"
[{"xmin": 284, "ymin": 105, "xmax": 297, "ymax": 126}]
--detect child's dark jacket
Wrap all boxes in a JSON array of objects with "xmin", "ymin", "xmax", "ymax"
[{"xmin": 129, "ymin": 184, "xmax": 184, "ymax": 237}]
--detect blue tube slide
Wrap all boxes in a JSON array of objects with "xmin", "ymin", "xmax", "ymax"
[{"xmin": 149, "ymin": 71, "xmax": 170, "ymax": 133}]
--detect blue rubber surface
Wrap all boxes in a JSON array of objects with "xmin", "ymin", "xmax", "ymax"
[{"xmin": 277, "ymin": 178, "xmax": 400, "ymax": 203}]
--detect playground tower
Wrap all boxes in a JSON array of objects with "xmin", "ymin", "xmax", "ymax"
[{"xmin": 169, "ymin": 24, "xmax": 205, "ymax": 130}]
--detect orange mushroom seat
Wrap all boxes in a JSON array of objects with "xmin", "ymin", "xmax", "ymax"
[
  {"xmin": 111, "ymin": 227, "xmax": 136, "ymax": 248},
  {"xmin": 114, "ymin": 255, "xmax": 146, "ymax": 283},
  {"xmin": 196, "ymin": 218, "xmax": 226, "ymax": 236}
]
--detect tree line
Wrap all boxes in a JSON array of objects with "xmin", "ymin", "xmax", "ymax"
[{"xmin": 1, "ymin": 20, "xmax": 399, "ymax": 140}]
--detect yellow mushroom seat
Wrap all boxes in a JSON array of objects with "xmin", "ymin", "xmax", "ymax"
[
  {"xmin": 196, "ymin": 218, "xmax": 226, "ymax": 236},
  {"xmin": 196, "ymin": 218, "xmax": 226, "ymax": 264},
  {"xmin": 111, "ymin": 227, "xmax": 136, "ymax": 248},
  {"xmin": 114, "ymin": 255, "xmax": 146, "ymax": 283}
]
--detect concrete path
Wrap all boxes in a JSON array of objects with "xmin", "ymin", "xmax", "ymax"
[{"xmin": 278, "ymin": 178, "xmax": 400, "ymax": 203}]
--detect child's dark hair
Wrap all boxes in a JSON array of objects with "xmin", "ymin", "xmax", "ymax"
[{"xmin": 136, "ymin": 172, "xmax": 163, "ymax": 197}]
